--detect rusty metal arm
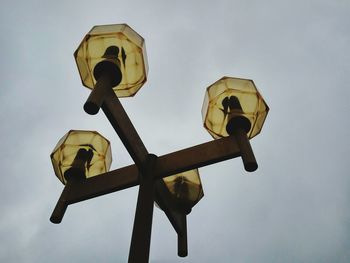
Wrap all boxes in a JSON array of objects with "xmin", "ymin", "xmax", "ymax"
[
  {"xmin": 154, "ymin": 134, "xmax": 241, "ymax": 178},
  {"xmin": 67, "ymin": 164, "xmax": 139, "ymax": 204},
  {"xmin": 154, "ymin": 179, "xmax": 184, "ymax": 234},
  {"xmin": 128, "ymin": 154, "xmax": 157, "ymax": 263},
  {"xmin": 102, "ymin": 88, "xmax": 149, "ymax": 170},
  {"xmin": 154, "ymin": 179, "xmax": 188, "ymax": 257},
  {"xmin": 65, "ymin": 135, "xmax": 240, "ymax": 205},
  {"xmin": 84, "ymin": 69, "xmax": 149, "ymax": 170}
]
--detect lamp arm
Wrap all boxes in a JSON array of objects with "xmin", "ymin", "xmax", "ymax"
[
  {"xmin": 63, "ymin": 135, "xmax": 246, "ymax": 206},
  {"xmin": 50, "ymin": 181, "xmax": 73, "ymax": 224}
]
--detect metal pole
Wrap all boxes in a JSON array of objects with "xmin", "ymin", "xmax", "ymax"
[
  {"xmin": 84, "ymin": 72, "xmax": 113, "ymax": 115},
  {"xmin": 225, "ymin": 96, "xmax": 258, "ymax": 172},
  {"xmin": 233, "ymin": 128, "xmax": 257, "ymax": 172},
  {"xmin": 50, "ymin": 182, "xmax": 71, "ymax": 224},
  {"xmin": 128, "ymin": 154, "xmax": 157, "ymax": 263},
  {"xmin": 84, "ymin": 55, "xmax": 122, "ymax": 115},
  {"xmin": 50, "ymin": 148, "xmax": 91, "ymax": 223},
  {"xmin": 84, "ymin": 56, "xmax": 148, "ymax": 170},
  {"xmin": 177, "ymin": 215, "xmax": 188, "ymax": 257}
]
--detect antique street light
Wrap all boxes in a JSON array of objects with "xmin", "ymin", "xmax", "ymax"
[
  {"xmin": 50, "ymin": 24, "xmax": 269, "ymax": 263},
  {"xmin": 50, "ymin": 130, "xmax": 112, "ymax": 223},
  {"xmin": 202, "ymin": 76, "xmax": 269, "ymax": 171}
]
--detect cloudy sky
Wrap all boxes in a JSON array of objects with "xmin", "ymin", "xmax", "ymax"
[{"xmin": 1, "ymin": 0, "xmax": 349, "ymax": 262}]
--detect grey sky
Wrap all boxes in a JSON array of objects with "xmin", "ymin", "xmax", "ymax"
[{"xmin": 1, "ymin": 0, "xmax": 349, "ymax": 262}]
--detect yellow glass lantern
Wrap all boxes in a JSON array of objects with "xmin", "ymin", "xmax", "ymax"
[
  {"xmin": 202, "ymin": 77, "xmax": 269, "ymax": 139},
  {"xmin": 161, "ymin": 169, "xmax": 204, "ymax": 214},
  {"xmin": 50, "ymin": 130, "xmax": 112, "ymax": 184},
  {"xmin": 74, "ymin": 24, "xmax": 148, "ymax": 97}
]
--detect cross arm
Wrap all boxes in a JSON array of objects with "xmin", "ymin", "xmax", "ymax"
[
  {"xmin": 154, "ymin": 135, "xmax": 241, "ymax": 179},
  {"xmin": 68, "ymin": 164, "xmax": 139, "ymax": 204},
  {"xmin": 66, "ymin": 135, "xmax": 240, "ymax": 205}
]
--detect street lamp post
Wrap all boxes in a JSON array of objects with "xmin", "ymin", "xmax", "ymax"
[{"xmin": 49, "ymin": 24, "xmax": 269, "ymax": 263}]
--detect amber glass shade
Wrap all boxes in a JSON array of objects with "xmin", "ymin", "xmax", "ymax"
[
  {"xmin": 202, "ymin": 77, "xmax": 269, "ymax": 139},
  {"xmin": 50, "ymin": 130, "xmax": 112, "ymax": 184},
  {"xmin": 162, "ymin": 169, "xmax": 204, "ymax": 212},
  {"xmin": 74, "ymin": 24, "xmax": 148, "ymax": 97}
]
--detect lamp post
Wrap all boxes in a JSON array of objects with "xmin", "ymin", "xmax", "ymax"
[{"xmin": 50, "ymin": 24, "xmax": 269, "ymax": 263}]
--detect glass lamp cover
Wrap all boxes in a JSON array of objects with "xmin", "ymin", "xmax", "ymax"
[
  {"xmin": 162, "ymin": 169, "xmax": 204, "ymax": 212},
  {"xmin": 50, "ymin": 130, "xmax": 112, "ymax": 184},
  {"xmin": 74, "ymin": 24, "xmax": 148, "ymax": 97},
  {"xmin": 202, "ymin": 76, "xmax": 269, "ymax": 139}
]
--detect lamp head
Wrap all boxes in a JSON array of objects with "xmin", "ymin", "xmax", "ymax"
[
  {"xmin": 74, "ymin": 24, "xmax": 148, "ymax": 97},
  {"xmin": 202, "ymin": 77, "xmax": 269, "ymax": 139},
  {"xmin": 50, "ymin": 130, "xmax": 112, "ymax": 184},
  {"xmin": 159, "ymin": 169, "xmax": 204, "ymax": 214}
]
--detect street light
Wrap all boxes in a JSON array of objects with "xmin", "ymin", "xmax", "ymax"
[
  {"xmin": 50, "ymin": 24, "xmax": 269, "ymax": 263},
  {"xmin": 159, "ymin": 169, "xmax": 204, "ymax": 215},
  {"xmin": 202, "ymin": 77, "xmax": 269, "ymax": 171},
  {"xmin": 50, "ymin": 130, "xmax": 112, "ymax": 223},
  {"xmin": 156, "ymin": 169, "xmax": 204, "ymax": 257},
  {"xmin": 74, "ymin": 24, "xmax": 148, "ymax": 98}
]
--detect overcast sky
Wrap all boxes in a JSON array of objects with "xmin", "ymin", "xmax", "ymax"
[{"xmin": 1, "ymin": 0, "xmax": 349, "ymax": 262}]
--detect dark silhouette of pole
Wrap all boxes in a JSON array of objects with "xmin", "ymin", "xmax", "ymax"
[{"xmin": 128, "ymin": 154, "xmax": 157, "ymax": 263}]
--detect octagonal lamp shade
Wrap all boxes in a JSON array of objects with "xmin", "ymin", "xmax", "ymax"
[
  {"xmin": 162, "ymin": 169, "xmax": 204, "ymax": 214},
  {"xmin": 50, "ymin": 130, "xmax": 112, "ymax": 185},
  {"xmin": 202, "ymin": 77, "xmax": 269, "ymax": 139},
  {"xmin": 74, "ymin": 24, "xmax": 148, "ymax": 97}
]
